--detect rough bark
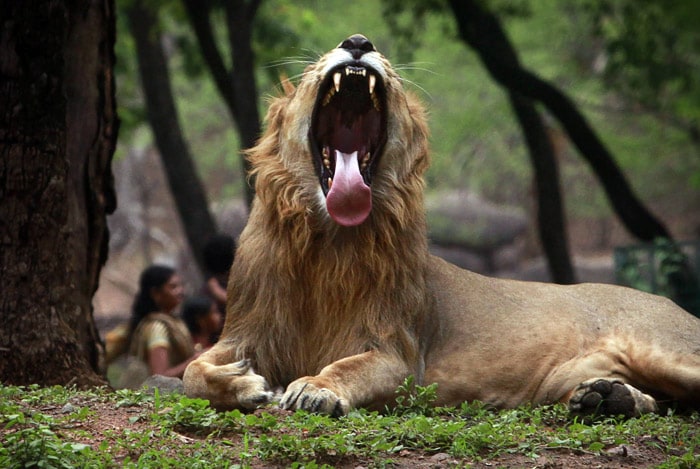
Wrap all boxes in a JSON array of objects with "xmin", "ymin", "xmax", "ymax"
[
  {"xmin": 448, "ymin": 0, "xmax": 671, "ymax": 243},
  {"xmin": 126, "ymin": 0, "xmax": 218, "ymax": 273},
  {"xmin": 182, "ymin": 0, "xmax": 261, "ymax": 208},
  {"xmin": 0, "ymin": 0, "xmax": 117, "ymax": 386}
]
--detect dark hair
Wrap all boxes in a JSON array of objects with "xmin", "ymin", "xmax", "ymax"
[
  {"xmin": 181, "ymin": 296, "xmax": 214, "ymax": 335},
  {"xmin": 202, "ymin": 234, "xmax": 236, "ymax": 275},
  {"xmin": 129, "ymin": 264, "xmax": 176, "ymax": 336}
]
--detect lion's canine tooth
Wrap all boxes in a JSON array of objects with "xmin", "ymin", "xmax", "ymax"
[
  {"xmin": 369, "ymin": 73, "xmax": 376, "ymax": 95},
  {"xmin": 328, "ymin": 177, "xmax": 333, "ymax": 189},
  {"xmin": 333, "ymin": 72, "xmax": 342, "ymax": 93},
  {"xmin": 323, "ymin": 158, "xmax": 330, "ymax": 168}
]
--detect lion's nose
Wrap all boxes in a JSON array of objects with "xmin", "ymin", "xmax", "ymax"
[{"xmin": 339, "ymin": 34, "xmax": 375, "ymax": 59}]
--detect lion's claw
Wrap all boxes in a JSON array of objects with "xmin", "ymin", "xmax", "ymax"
[{"xmin": 280, "ymin": 379, "xmax": 349, "ymax": 417}]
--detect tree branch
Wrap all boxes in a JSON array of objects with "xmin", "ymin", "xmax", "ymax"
[
  {"xmin": 181, "ymin": 0, "xmax": 237, "ymax": 119},
  {"xmin": 448, "ymin": 0, "xmax": 670, "ymax": 242}
]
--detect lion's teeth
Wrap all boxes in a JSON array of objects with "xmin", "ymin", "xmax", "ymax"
[
  {"xmin": 323, "ymin": 158, "xmax": 331, "ymax": 168},
  {"xmin": 369, "ymin": 73, "xmax": 376, "ymax": 95},
  {"xmin": 360, "ymin": 152, "xmax": 370, "ymax": 170},
  {"xmin": 328, "ymin": 177, "xmax": 333, "ymax": 189},
  {"xmin": 322, "ymin": 88, "xmax": 334, "ymax": 106},
  {"xmin": 333, "ymin": 72, "xmax": 341, "ymax": 92},
  {"xmin": 371, "ymin": 93, "xmax": 380, "ymax": 111}
]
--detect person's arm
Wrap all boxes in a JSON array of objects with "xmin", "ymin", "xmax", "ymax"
[
  {"xmin": 207, "ymin": 276, "xmax": 227, "ymax": 305},
  {"xmin": 148, "ymin": 346, "xmax": 199, "ymax": 378}
]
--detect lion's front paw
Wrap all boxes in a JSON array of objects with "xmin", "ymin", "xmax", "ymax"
[
  {"xmin": 193, "ymin": 359, "xmax": 274, "ymax": 410},
  {"xmin": 280, "ymin": 378, "xmax": 350, "ymax": 417},
  {"xmin": 569, "ymin": 378, "xmax": 657, "ymax": 418},
  {"xmin": 236, "ymin": 373, "xmax": 275, "ymax": 409}
]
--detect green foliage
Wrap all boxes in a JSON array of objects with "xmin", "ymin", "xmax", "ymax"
[
  {"xmin": 0, "ymin": 386, "xmax": 107, "ymax": 468},
  {"xmin": 2, "ymin": 425, "xmax": 97, "ymax": 469},
  {"xmin": 581, "ymin": 0, "xmax": 700, "ymax": 121},
  {"xmin": 614, "ymin": 238, "xmax": 700, "ymax": 316},
  {"xmin": 391, "ymin": 375, "xmax": 440, "ymax": 415},
  {"xmin": 615, "ymin": 238, "xmax": 698, "ymax": 295},
  {"xmin": 573, "ymin": 0, "xmax": 700, "ymax": 191}
]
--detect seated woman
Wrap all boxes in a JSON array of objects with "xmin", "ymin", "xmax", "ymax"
[
  {"xmin": 181, "ymin": 296, "xmax": 223, "ymax": 352},
  {"xmin": 117, "ymin": 264, "xmax": 198, "ymax": 387}
]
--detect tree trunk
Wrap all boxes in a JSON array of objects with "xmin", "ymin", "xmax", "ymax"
[
  {"xmin": 126, "ymin": 0, "xmax": 218, "ymax": 274},
  {"xmin": 509, "ymin": 94, "xmax": 576, "ymax": 284},
  {"xmin": 447, "ymin": 0, "xmax": 576, "ymax": 283},
  {"xmin": 182, "ymin": 0, "xmax": 261, "ymax": 208},
  {"xmin": 225, "ymin": 0, "xmax": 262, "ymax": 152},
  {"xmin": 0, "ymin": 0, "xmax": 117, "ymax": 386}
]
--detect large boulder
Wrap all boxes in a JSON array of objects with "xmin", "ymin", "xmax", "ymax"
[{"xmin": 426, "ymin": 190, "xmax": 528, "ymax": 272}]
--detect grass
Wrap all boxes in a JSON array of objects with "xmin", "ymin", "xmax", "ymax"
[{"xmin": 0, "ymin": 379, "xmax": 698, "ymax": 468}]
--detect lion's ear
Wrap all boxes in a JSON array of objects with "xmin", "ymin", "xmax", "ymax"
[{"xmin": 279, "ymin": 73, "xmax": 295, "ymax": 96}]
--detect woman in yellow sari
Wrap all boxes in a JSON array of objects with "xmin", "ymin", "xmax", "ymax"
[{"xmin": 125, "ymin": 265, "xmax": 197, "ymax": 380}]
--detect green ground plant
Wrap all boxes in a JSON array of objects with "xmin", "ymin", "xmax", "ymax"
[{"xmin": 0, "ymin": 380, "xmax": 697, "ymax": 468}]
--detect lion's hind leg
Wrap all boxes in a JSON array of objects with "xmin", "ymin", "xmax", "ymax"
[
  {"xmin": 568, "ymin": 379, "xmax": 658, "ymax": 419},
  {"xmin": 539, "ymin": 336, "xmax": 700, "ymax": 418}
]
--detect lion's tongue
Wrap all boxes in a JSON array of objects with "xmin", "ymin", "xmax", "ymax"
[{"xmin": 326, "ymin": 150, "xmax": 372, "ymax": 226}]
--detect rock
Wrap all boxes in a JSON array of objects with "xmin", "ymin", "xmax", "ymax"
[{"xmin": 141, "ymin": 375, "xmax": 184, "ymax": 396}]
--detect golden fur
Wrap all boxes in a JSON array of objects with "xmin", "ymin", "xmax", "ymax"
[{"xmin": 184, "ymin": 35, "xmax": 700, "ymax": 416}]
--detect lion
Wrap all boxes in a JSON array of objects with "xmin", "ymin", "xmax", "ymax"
[{"xmin": 184, "ymin": 34, "xmax": 700, "ymax": 417}]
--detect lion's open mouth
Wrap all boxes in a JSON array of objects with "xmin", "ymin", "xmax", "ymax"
[{"xmin": 310, "ymin": 63, "xmax": 388, "ymax": 226}]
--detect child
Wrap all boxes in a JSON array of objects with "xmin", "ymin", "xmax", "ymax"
[{"xmin": 181, "ymin": 296, "xmax": 223, "ymax": 352}]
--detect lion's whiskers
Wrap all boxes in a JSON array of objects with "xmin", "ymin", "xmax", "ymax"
[
  {"xmin": 394, "ymin": 62, "xmax": 437, "ymax": 99},
  {"xmin": 394, "ymin": 61, "xmax": 436, "ymax": 74},
  {"xmin": 398, "ymin": 76, "xmax": 433, "ymax": 100}
]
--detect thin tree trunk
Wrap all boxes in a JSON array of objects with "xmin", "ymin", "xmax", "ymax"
[
  {"xmin": 225, "ymin": 0, "xmax": 262, "ymax": 152},
  {"xmin": 126, "ymin": 0, "xmax": 218, "ymax": 273},
  {"xmin": 510, "ymin": 93, "xmax": 576, "ymax": 284},
  {"xmin": 182, "ymin": 0, "xmax": 261, "ymax": 208},
  {"xmin": 0, "ymin": 0, "xmax": 117, "ymax": 385},
  {"xmin": 447, "ymin": 0, "xmax": 576, "ymax": 283}
]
